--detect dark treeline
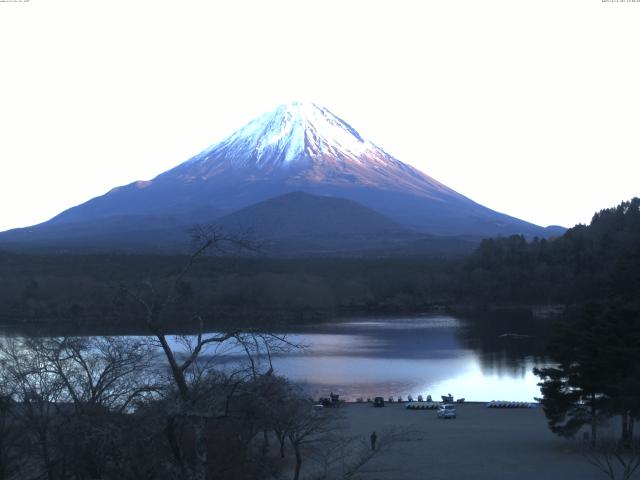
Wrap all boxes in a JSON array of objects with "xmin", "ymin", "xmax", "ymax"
[
  {"xmin": 2, "ymin": 198, "xmax": 639, "ymax": 331},
  {"xmin": 460, "ymin": 197, "xmax": 640, "ymax": 306},
  {"xmin": 535, "ymin": 302, "xmax": 640, "ymax": 448},
  {"xmin": 456, "ymin": 197, "xmax": 640, "ymax": 448},
  {"xmin": 435, "ymin": 197, "xmax": 640, "ymax": 462},
  {"xmin": 0, "ymin": 235, "xmax": 403, "ymax": 480},
  {"xmin": 527, "ymin": 199, "xmax": 640, "ymax": 452},
  {"xmin": 0, "ymin": 255, "xmax": 461, "ymax": 331},
  {"xmin": 0, "ymin": 198, "xmax": 638, "ymax": 478}
]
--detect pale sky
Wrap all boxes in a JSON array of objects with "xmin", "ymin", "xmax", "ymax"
[{"xmin": 1, "ymin": 0, "xmax": 639, "ymax": 232}]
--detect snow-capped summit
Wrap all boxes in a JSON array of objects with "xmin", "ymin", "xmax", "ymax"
[
  {"xmin": 173, "ymin": 102, "xmax": 456, "ymax": 198},
  {"xmin": 2, "ymin": 101, "xmax": 561, "ymax": 248},
  {"xmin": 187, "ymin": 102, "xmax": 368, "ymax": 169}
]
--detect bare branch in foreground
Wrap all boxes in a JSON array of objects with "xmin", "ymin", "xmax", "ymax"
[{"xmin": 584, "ymin": 439, "xmax": 640, "ymax": 480}]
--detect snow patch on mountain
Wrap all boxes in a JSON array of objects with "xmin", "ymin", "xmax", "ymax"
[
  {"xmin": 187, "ymin": 102, "xmax": 375, "ymax": 170},
  {"xmin": 170, "ymin": 101, "xmax": 462, "ymax": 200},
  {"xmin": 10, "ymin": 101, "xmax": 558, "ymax": 242}
]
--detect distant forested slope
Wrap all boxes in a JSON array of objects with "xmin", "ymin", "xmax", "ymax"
[
  {"xmin": 458, "ymin": 198, "xmax": 640, "ymax": 306},
  {"xmin": 0, "ymin": 254, "xmax": 460, "ymax": 331},
  {"xmin": 1, "ymin": 198, "xmax": 637, "ymax": 331}
]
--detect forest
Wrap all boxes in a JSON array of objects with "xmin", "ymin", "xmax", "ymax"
[
  {"xmin": 1, "ymin": 198, "xmax": 638, "ymax": 332},
  {"xmin": 460, "ymin": 197, "xmax": 640, "ymax": 307},
  {"xmin": 0, "ymin": 199, "xmax": 638, "ymax": 479},
  {"xmin": 0, "ymin": 192, "xmax": 636, "ymax": 351},
  {"xmin": 0, "ymin": 253, "xmax": 461, "ymax": 332}
]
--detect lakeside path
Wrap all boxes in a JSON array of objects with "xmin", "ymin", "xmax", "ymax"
[{"xmin": 339, "ymin": 403, "xmax": 602, "ymax": 480}]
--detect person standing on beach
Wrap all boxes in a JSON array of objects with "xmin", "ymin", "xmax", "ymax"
[{"xmin": 370, "ymin": 431, "xmax": 377, "ymax": 451}]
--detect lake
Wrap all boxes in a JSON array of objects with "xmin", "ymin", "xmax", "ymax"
[
  {"xmin": 186, "ymin": 313, "xmax": 553, "ymax": 402},
  {"xmin": 2, "ymin": 312, "xmax": 553, "ymax": 402}
]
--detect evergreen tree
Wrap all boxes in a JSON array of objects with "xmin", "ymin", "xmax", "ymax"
[
  {"xmin": 535, "ymin": 302, "xmax": 640, "ymax": 446},
  {"xmin": 534, "ymin": 308, "xmax": 611, "ymax": 446}
]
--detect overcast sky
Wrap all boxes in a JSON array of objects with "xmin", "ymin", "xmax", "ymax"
[{"xmin": 1, "ymin": 0, "xmax": 638, "ymax": 232}]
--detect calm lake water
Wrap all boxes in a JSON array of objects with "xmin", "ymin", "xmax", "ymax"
[
  {"xmin": 184, "ymin": 313, "xmax": 553, "ymax": 402},
  {"xmin": 3, "ymin": 312, "xmax": 553, "ymax": 402}
]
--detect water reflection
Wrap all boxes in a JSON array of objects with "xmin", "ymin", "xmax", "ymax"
[
  {"xmin": 264, "ymin": 314, "xmax": 552, "ymax": 402},
  {"xmin": 455, "ymin": 310, "xmax": 551, "ymax": 370},
  {"xmin": 1, "ymin": 313, "xmax": 553, "ymax": 402}
]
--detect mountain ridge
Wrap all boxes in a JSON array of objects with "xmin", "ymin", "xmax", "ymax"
[
  {"xmin": 216, "ymin": 191, "xmax": 407, "ymax": 238},
  {"xmin": 0, "ymin": 102, "xmax": 564, "ymax": 253}
]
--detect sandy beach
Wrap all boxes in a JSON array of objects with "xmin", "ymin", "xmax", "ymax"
[{"xmin": 329, "ymin": 402, "xmax": 604, "ymax": 480}]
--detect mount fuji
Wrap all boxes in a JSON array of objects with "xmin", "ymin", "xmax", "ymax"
[{"xmin": 0, "ymin": 102, "xmax": 563, "ymax": 253}]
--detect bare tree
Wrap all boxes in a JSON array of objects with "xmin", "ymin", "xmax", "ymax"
[
  {"xmin": 37, "ymin": 336, "xmax": 158, "ymax": 412},
  {"xmin": 285, "ymin": 400, "xmax": 338, "ymax": 480},
  {"xmin": 584, "ymin": 439, "xmax": 640, "ymax": 480},
  {"xmin": 0, "ymin": 228, "xmax": 305, "ymax": 480},
  {"xmin": 117, "ymin": 228, "xmax": 295, "ymax": 480},
  {"xmin": 41, "ymin": 336, "xmax": 158, "ymax": 479},
  {"xmin": 0, "ymin": 337, "xmax": 65, "ymax": 480},
  {"xmin": 0, "ymin": 335, "xmax": 160, "ymax": 480},
  {"xmin": 0, "ymin": 383, "xmax": 21, "ymax": 480},
  {"xmin": 261, "ymin": 377, "xmax": 299, "ymax": 459}
]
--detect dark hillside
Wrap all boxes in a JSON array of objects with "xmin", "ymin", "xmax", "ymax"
[
  {"xmin": 458, "ymin": 198, "xmax": 640, "ymax": 306},
  {"xmin": 0, "ymin": 253, "xmax": 461, "ymax": 332}
]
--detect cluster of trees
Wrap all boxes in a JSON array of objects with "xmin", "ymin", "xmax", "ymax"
[
  {"xmin": 461, "ymin": 198, "xmax": 640, "ymax": 306},
  {"xmin": 0, "ymin": 194, "xmax": 638, "ymax": 477},
  {"xmin": 0, "ymin": 235, "xmax": 398, "ymax": 480},
  {"xmin": 535, "ymin": 303, "xmax": 640, "ymax": 445},
  {"xmin": 2, "ymin": 198, "xmax": 639, "ymax": 330},
  {"xmin": 531, "ymin": 199, "xmax": 640, "ymax": 467},
  {"xmin": 0, "ymin": 254, "xmax": 461, "ymax": 331},
  {"xmin": 448, "ymin": 198, "xmax": 640, "ymax": 475},
  {"xmin": 0, "ymin": 334, "xmax": 387, "ymax": 480}
]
